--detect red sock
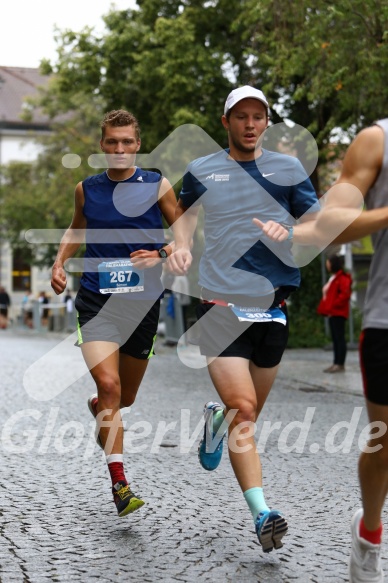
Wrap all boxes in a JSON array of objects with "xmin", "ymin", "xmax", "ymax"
[
  {"xmin": 108, "ymin": 462, "xmax": 126, "ymax": 486},
  {"xmin": 360, "ymin": 517, "xmax": 383, "ymax": 545}
]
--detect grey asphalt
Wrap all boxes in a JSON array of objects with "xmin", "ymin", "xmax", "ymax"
[{"xmin": 0, "ymin": 328, "xmax": 383, "ymax": 583}]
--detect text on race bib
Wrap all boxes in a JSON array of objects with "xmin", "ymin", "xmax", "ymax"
[{"xmin": 98, "ymin": 260, "xmax": 144, "ymax": 294}]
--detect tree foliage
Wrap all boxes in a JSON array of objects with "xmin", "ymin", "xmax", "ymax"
[
  {"xmin": 38, "ymin": 3, "xmax": 241, "ymax": 150},
  {"xmin": 0, "ymin": 101, "xmax": 100, "ymax": 264},
  {"xmin": 287, "ymin": 256, "xmax": 327, "ymax": 347},
  {"xmin": 234, "ymin": 1, "xmax": 388, "ymax": 168}
]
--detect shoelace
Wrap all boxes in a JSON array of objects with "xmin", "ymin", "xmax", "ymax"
[{"xmin": 116, "ymin": 485, "xmax": 132, "ymax": 501}]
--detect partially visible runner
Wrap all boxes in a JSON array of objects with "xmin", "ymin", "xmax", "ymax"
[
  {"xmin": 169, "ymin": 86, "xmax": 319, "ymax": 552},
  {"xmin": 320, "ymin": 121, "xmax": 388, "ymax": 583},
  {"xmin": 0, "ymin": 286, "xmax": 11, "ymax": 329},
  {"xmin": 51, "ymin": 110, "xmax": 177, "ymax": 517},
  {"xmin": 258, "ymin": 119, "xmax": 388, "ymax": 581}
]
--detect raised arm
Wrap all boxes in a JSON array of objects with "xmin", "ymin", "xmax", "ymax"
[
  {"xmin": 316, "ymin": 124, "xmax": 388, "ymax": 243},
  {"xmin": 254, "ymin": 125, "xmax": 388, "ymax": 247},
  {"xmin": 51, "ymin": 182, "xmax": 86, "ymax": 295}
]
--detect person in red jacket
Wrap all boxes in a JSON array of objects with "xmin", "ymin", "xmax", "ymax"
[{"xmin": 317, "ymin": 254, "xmax": 352, "ymax": 372}]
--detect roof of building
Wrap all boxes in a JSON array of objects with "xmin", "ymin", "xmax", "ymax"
[{"xmin": 0, "ymin": 66, "xmax": 50, "ymax": 129}]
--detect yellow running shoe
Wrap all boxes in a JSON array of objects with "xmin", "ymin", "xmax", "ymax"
[{"xmin": 112, "ymin": 481, "xmax": 145, "ymax": 517}]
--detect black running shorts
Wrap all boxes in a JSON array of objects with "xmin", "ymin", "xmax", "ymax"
[
  {"xmin": 75, "ymin": 286, "xmax": 160, "ymax": 359},
  {"xmin": 195, "ymin": 301, "xmax": 289, "ymax": 368},
  {"xmin": 360, "ymin": 328, "xmax": 388, "ymax": 405}
]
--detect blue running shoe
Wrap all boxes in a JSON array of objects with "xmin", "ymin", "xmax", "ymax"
[
  {"xmin": 198, "ymin": 401, "xmax": 227, "ymax": 471},
  {"xmin": 255, "ymin": 509, "xmax": 288, "ymax": 553}
]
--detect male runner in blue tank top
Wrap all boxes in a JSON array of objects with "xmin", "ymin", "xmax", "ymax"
[
  {"xmin": 51, "ymin": 110, "xmax": 177, "ymax": 517},
  {"xmin": 169, "ymin": 86, "xmax": 319, "ymax": 553}
]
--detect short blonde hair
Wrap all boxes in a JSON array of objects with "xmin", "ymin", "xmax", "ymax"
[{"xmin": 100, "ymin": 110, "xmax": 140, "ymax": 140}]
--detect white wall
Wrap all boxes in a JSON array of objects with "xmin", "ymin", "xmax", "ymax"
[{"xmin": 0, "ymin": 130, "xmax": 47, "ymax": 164}]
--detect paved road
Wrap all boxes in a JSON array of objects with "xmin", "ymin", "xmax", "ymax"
[{"xmin": 0, "ymin": 329, "xmax": 384, "ymax": 582}]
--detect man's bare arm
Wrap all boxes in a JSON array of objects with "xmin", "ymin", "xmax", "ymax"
[
  {"xmin": 316, "ymin": 124, "xmax": 388, "ymax": 244},
  {"xmin": 51, "ymin": 182, "xmax": 86, "ymax": 294},
  {"xmin": 168, "ymin": 199, "xmax": 200, "ymax": 274},
  {"xmin": 130, "ymin": 177, "xmax": 178, "ymax": 268}
]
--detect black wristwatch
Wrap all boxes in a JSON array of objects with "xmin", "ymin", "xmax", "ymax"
[{"xmin": 158, "ymin": 247, "xmax": 168, "ymax": 259}]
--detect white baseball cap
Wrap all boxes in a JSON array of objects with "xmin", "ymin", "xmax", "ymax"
[{"xmin": 224, "ymin": 85, "xmax": 269, "ymax": 115}]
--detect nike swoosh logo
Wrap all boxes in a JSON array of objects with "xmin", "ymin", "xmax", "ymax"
[{"xmin": 262, "ymin": 172, "xmax": 275, "ymax": 177}]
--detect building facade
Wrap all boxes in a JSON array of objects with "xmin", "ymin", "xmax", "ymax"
[{"xmin": 0, "ymin": 66, "xmax": 73, "ymax": 321}]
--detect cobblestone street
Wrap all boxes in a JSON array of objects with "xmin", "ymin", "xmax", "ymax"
[{"xmin": 0, "ymin": 329, "xmax": 383, "ymax": 582}]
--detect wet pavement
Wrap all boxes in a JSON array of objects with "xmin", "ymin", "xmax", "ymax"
[{"xmin": 0, "ymin": 328, "xmax": 381, "ymax": 583}]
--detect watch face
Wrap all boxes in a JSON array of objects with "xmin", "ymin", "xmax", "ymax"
[{"xmin": 158, "ymin": 248, "xmax": 168, "ymax": 259}]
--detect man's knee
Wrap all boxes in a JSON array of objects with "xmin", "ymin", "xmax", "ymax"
[
  {"xmin": 363, "ymin": 440, "xmax": 388, "ymax": 466},
  {"xmin": 227, "ymin": 400, "xmax": 257, "ymax": 427},
  {"xmin": 96, "ymin": 374, "xmax": 120, "ymax": 403},
  {"xmin": 120, "ymin": 391, "xmax": 136, "ymax": 408}
]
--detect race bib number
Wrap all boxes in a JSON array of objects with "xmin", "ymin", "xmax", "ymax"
[
  {"xmin": 229, "ymin": 304, "xmax": 287, "ymax": 325},
  {"xmin": 98, "ymin": 260, "xmax": 144, "ymax": 294}
]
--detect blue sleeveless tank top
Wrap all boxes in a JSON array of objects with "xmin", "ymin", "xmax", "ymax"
[{"xmin": 80, "ymin": 168, "xmax": 165, "ymax": 299}]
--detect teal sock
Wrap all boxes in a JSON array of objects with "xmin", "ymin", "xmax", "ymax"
[
  {"xmin": 212, "ymin": 409, "xmax": 225, "ymax": 434},
  {"xmin": 243, "ymin": 487, "xmax": 270, "ymax": 521}
]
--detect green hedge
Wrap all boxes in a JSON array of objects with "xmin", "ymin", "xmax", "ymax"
[{"xmin": 287, "ymin": 255, "xmax": 325, "ymax": 347}]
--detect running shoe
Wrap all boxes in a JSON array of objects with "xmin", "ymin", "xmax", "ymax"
[
  {"xmin": 112, "ymin": 481, "xmax": 145, "ymax": 517},
  {"xmin": 349, "ymin": 509, "xmax": 384, "ymax": 582},
  {"xmin": 255, "ymin": 509, "xmax": 288, "ymax": 553},
  {"xmin": 198, "ymin": 401, "xmax": 227, "ymax": 471},
  {"xmin": 87, "ymin": 393, "xmax": 103, "ymax": 449}
]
